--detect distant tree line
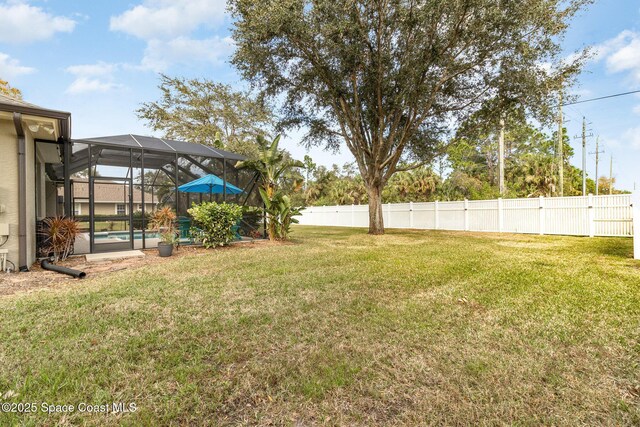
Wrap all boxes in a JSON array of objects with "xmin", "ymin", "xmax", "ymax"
[{"xmin": 295, "ymin": 115, "xmax": 627, "ymax": 206}]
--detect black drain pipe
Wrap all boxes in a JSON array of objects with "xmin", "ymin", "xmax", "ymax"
[{"xmin": 41, "ymin": 259, "xmax": 86, "ymax": 279}]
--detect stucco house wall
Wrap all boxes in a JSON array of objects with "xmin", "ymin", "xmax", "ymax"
[
  {"xmin": 0, "ymin": 95, "xmax": 71, "ymax": 270},
  {"xmin": 76, "ymin": 202, "xmax": 156, "ymax": 216},
  {"xmin": 0, "ymin": 116, "xmax": 19, "ymax": 268},
  {"xmin": 0, "ymin": 116, "xmax": 47, "ymax": 268}
]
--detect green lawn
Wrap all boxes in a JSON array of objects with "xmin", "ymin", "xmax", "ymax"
[{"xmin": 1, "ymin": 226, "xmax": 639, "ymax": 425}]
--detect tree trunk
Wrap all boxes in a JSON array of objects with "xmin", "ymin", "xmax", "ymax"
[
  {"xmin": 267, "ymin": 213, "xmax": 278, "ymax": 241},
  {"xmin": 367, "ymin": 184, "xmax": 384, "ymax": 235}
]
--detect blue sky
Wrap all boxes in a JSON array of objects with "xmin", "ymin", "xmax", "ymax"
[{"xmin": 1, "ymin": 0, "xmax": 639, "ymax": 191}]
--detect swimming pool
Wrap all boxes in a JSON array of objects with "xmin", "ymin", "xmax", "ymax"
[{"xmin": 93, "ymin": 231, "xmax": 161, "ymax": 241}]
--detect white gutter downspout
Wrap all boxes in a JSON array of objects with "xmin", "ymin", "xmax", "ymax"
[{"xmin": 12, "ymin": 112, "xmax": 28, "ymax": 271}]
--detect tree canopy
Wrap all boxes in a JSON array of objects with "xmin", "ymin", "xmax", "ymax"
[
  {"xmin": 230, "ymin": 0, "xmax": 591, "ymax": 233},
  {"xmin": 0, "ymin": 79, "xmax": 22, "ymax": 99},
  {"xmin": 137, "ymin": 74, "xmax": 275, "ymax": 158}
]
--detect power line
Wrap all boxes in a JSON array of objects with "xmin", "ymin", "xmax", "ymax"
[{"xmin": 562, "ymin": 89, "xmax": 640, "ymax": 106}]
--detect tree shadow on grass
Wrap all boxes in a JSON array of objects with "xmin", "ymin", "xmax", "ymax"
[{"xmin": 591, "ymin": 238, "xmax": 634, "ymax": 259}]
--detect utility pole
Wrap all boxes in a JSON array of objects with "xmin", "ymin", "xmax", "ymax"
[
  {"xmin": 609, "ymin": 155, "xmax": 613, "ymax": 195},
  {"xmin": 498, "ymin": 114, "xmax": 505, "ymax": 196},
  {"xmin": 582, "ymin": 117, "xmax": 586, "ymax": 196},
  {"xmin": 557, "ymin": 92, "xmax": 564, "ymax": 196},
  {"xmin": 574, "ymin": 117, "xmax": 592, "ymax": 196},
  {"xmin": 590, "ymin": 136, "xmax": 605, "ymax": 196}
]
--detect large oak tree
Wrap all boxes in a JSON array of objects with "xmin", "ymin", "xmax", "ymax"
[{"xmin": 230, "ymin": 0, "xmax": 590, "ymax": 234}]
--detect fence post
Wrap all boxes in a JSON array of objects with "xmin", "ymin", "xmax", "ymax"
[
  {"xmin": 539, "ymin": 196, "xmax": 545, "ymax": 235},
  {"xmin": 435, "ymin": 200, "xmax": 439, "ymax": 230},
  {"xmin": 588, "ymin": 193, "xmax": 595, "ymax": 237},
  {"xmin": 498, "ymin": 198, "xmax": 504, "ymax": 232},
  {"xmin": 633, "ymin": 191, "xmax": 640, "ymax": 259},
  {"xmin": 409, "ymin": 202, "xmax": 414, "ymax": 228},
  {"xmin": 386, "ymin": 203, "xmax": 392, "ymax": 228},
  {"xmin": 464, "ymin": 199, "xmax": 469, "ymax": 231}
]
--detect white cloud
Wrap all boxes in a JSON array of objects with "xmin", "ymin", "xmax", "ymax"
[
  {"xmin": 110, "ymin": 0, "xmax": 230, "ymax": 70},
  {"xmin": 66, "ymin": 78, "xmax": 121, "ymax": 95},
  {"xmin": 570, "ymin": 88, "xmax": 593, "ymax": 98},
  {"xmin": 110, "ymin": 0, "xmax": 226, "ymax": 41},
  {"xmin": 0, "ymin": 52, "xmax": 35, "ymax": 78},
  {"xmin": 0, "ymin": 1, "xmax": 76, "ymax": 43},
  {"xmin": 592, "ymin": 31, "xmax": 633, "ymax": 61},
  {"xmin": 140, "ymin": 36, "xmax": 234, "ymax": 71},
  {"xmin": 66, "ymin": 62, "xmax": 118, "ymax": 77},
  {"xmin": 592, "ymin": 30, "xmax": 640, "ymax": 83},
  {"xmin": 602, "ymin": 137, "xmax": 621, "ymax": 148},
  {"xmin": 65, "ymin": 62, "xmax": 123, "ymax": 95},
  {"xmin": 607, "ymin": 41, "xmax": 640, "ymax": 81},
  {"xmin": 623, "ymin": 126, "xmax": 640, "ymax": 150}
]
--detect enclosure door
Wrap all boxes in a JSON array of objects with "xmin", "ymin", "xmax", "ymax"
[{"xmin": 90, "ymin": 177, "xmax": 134, "ymax": 253}]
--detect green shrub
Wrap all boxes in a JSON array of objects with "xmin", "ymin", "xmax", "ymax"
[
  {"xmin": 132, "ymin": 210, "xmax": 151, "ymax": 230},
  {"xmin": 187, "ymin": 202, "xmax": 243, "ymax": 248}
]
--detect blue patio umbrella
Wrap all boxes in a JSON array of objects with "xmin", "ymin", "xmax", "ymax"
[{"xmin": 178, "ymin": 174, "xmax": 244, "ymax": 195}]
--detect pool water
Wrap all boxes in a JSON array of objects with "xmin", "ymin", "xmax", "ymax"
[{"xmin": 94, "ymin": 231, "xmax": 160, "ymax": 241}]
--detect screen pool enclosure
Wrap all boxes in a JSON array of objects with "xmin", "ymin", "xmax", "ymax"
[{"xmin": 44, "ymin": 134, "xmax": 264, "ymax": 254}]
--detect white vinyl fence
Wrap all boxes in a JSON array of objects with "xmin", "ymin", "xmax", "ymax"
[{"xmin": 299, "ymin": 194, "xmax": 635, "ymax": 238}]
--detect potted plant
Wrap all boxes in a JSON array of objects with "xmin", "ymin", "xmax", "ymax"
[
  {"xmin": 158, "ymin": 230, "xmax": 179, "ymax": 257},
  {"xmin": 150, "ymin": 206, "xmax": 178, "ymax": 257}
]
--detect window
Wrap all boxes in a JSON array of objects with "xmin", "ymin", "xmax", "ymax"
[
  {"xmin": 116, "ymin": 204, "xmax": 126, "ymax": 215},
  {"xmin": 73, "ymin": 203, "xmax": 81, "ymax": 216}
]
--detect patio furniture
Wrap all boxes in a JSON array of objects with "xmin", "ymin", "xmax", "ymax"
[
  {"xmin": 177, "ymin": 216, "xmax": 192, "ymax": 239},
  {"xmin": 232, "ymin": 222, "xmax": 242, "ymax": 241}
]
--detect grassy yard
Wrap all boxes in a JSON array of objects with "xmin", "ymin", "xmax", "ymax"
[{"xmin": 1, "ymin": 226, "xmax": 639, "ymax": 425}]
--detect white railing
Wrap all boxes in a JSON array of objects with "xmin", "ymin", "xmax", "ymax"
[{"xmin": 299, "ymin": 193, "xmax": 634, "ymax": 238}]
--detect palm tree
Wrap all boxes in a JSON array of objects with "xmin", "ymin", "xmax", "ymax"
[
  {"xmin": 303, "ymin": 155, "xmax": 316, "ymax": 191},
  {"xmin": 236, "ymin": 135, "xmax": 303, "ymax": 196},
  {"xmin": 411, "ymin": 168, "xmax": 438, "ymax": 200},
  {"xmin": 236, "ymin": 135, "xmax": 304, "ymax": 239},
  {"xmin": 329, "ymin": 179, "xmax": 355, "ymax": 205},
  {"xmin": 511, "ymin": 153, "xmax": 556, "ymax": 197}
]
